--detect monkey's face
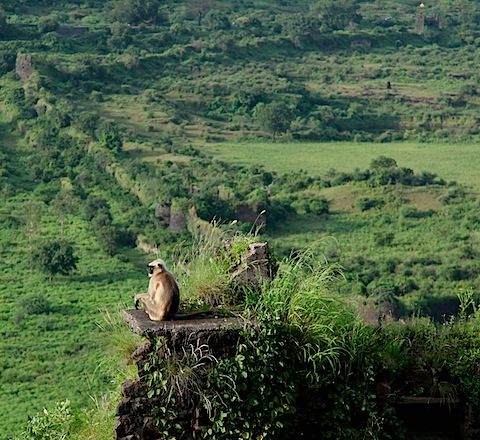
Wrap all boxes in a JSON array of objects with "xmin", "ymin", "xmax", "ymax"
[{"xmin": 147, "ymin": 259, "xmax": 166, "ymax": 277}]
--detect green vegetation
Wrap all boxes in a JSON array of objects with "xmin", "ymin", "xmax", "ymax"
[
  {"xmin": 33, "ymin": 239, "xmax": 78, "ymax": 281},
  {"xmin": 201, "ymin": 141, "xmax": 480, "ymax": 189},
  {"xmin": 1, "ymin": 0, "xmax": 480, "ymax": 437}
]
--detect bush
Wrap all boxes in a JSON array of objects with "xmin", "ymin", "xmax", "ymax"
[
  {"xmin": 373, "ymin": 231, "xmax": 395, "ymax": 246},
  {"xmin": 357, "ymin": 197, "xmax": 385, "ymax": 211},
  {"xmin": 309, "ymin": 198, "xmax": 329, "ymax": 215},
  {"xmin": 400, "ymin": 206, "xmax": 435, "ymax": 219},
  {"xmin": 32, "ymin": 240, "xmax": 78, "ymax": 280},
  {"xmin": 17, "ymin": 294, "xmax": 52, "ymax": 316},
  {"xmin": 37, "ymin": 16, "xmax": 59, "ymax": 33},
  {"xmin": 20, "ymin": 400, "xmax": 73, "ymax": 439},
  {"xmin": 204, "ymin": 325, "xmax": 301, "ymax": 439},
  {"xmin": 254, "ymin": 101, "xmax": 294, "ymax": 139},
  {"xmin": 439, "ymin": 188, "xmax": 467, "ymax": 205}
]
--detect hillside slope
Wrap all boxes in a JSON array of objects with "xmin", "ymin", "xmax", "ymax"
[{"xmin": 2, "ymin": 0, "xmax": 480, "ymax": 437}]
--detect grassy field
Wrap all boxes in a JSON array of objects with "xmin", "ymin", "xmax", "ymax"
[
  {"xmin": 0, "ymin": 202, "xmax": 147, "ymax": 439},
  {"xmin": 0, "ymin": 125, "xmax": 148, "ymax": 439},
  {"xmin": 201, "ymin": 141, "xmax": 480, "ymax": 190}
]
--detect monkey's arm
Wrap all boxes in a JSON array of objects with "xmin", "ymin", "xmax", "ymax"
[
  {"xmin": 134, "ymin": 293, "xmax": 149, "ymax": 310},
  {"xmin": 135, "ymin": 284, "xmax": 169, "ymax": 321}
]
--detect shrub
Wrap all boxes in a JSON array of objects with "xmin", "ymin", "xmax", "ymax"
[
  {"xmin": 309, "ymin": 197, "xmax": 329, "ymax": 215},
  {"xmin": 32, "ymin": 240, "xmax": 78, "ymax": 280},
  {"xmin": 254, "ymin": 101, "xmax": 294, "ymax": 139},
  {"xmin": 20, "ymin": 400, "xmax": 73, "ymax": 439},
  {"xmin": 357, "ymin": 197, "xmax": 385, "ymax": 211},
  {"xmin": 37, "ymin": 16, "xmax": 59, "ymax": 34},
  {"xmin": 439, "ymin": 188, "xmax": 467, "ymax": 205},
  {"xmin": 204, "ymin": 324, "xmax": 301, "ymax": 439},
  {"xmin": 400, "ymin": 206, "xmax": 435, "ymax": 219},
  {"xmin": 17, "ymin": 294, "xmax": 52, "ymax": 317}
]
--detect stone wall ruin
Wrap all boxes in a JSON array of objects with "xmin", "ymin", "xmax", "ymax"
[{"xmin": 15, "ymin": 54, "xmax": 33, "ymax": 81}]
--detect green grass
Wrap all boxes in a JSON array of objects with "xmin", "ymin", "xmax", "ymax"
[
  {"xmin": 201, "ymin": 141, "xmax": 480, "ymax": 190},
  {"xmin": 0, "ymin": 125, "xmax": 148, "ymax": 439},
  {"xmin": 0, "ymin": 206, "xmax": 146, "ymax": 439}
]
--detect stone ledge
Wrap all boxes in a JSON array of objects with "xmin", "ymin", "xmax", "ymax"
[{"xmin": 122, "ymin": 309, "xmax": 247, "ymax": 338}]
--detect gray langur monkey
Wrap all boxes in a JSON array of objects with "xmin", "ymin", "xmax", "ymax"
[{"xmin": 134, "ymin": 259, "xmax": 180, "ymax": 321}]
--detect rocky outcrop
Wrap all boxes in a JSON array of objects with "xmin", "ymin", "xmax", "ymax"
[
  {"xmin": 154, "ymin": 204, "xmax": 171, "ymax": 225},
  {"xmin": 15, "ymin": 54, "xmax": 33, "ymax": 81},
  {"xmin": 169, "ymin": 209, "xmax": 187, "ymax": 233},
  {"xmin": 115, "ymin": 310, "xmax": 246, "ymax": 440},
  {"xmin": 230, "ymin": 241, "xmax": 276, "ymax": 286},
  {"xmin": 153, "ymin": 204, "xmax": 187, "ymax": 232}
]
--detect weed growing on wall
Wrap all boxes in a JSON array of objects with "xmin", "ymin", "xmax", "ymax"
[
  {"xmin": 176, "ymin": 228, "xmax": 261, "ymax": 309},
  {"xmin": 144, "ymin": 337, "xmax": 218, "ymax": 439},
  {"xmin": 203, "ymin": 325, "xmax": 301, "ymax": 439},
  {"xmin": 20, "ymin": 400, "xmax": 73, "ymax": 440}
]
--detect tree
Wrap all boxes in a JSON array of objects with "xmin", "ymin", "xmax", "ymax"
[
  {"xmin": 278, "ymin": 13, "xmax": 319, "ymax": 48},
  {"xmin": 73, "ymin": 111, "xmax": 99, "ymax": 137},
  {"xmin": 97, "ymin": 120, "xmax": 123, "ymax": 152},
  {"xmin": 370, "ymin": 156, "xmax": 397, "ymax": 173},
  {"xmin": 106, "ymin": 0, "xmax": 162, "ymax": 25},
  {"xmin": 108, "ymin": 21, "xmax": 133, "ymax": 49},
  {"xmin": 255, "ymin": 102, "xmax": 294, "ymax": 140},
  {"xmin": 51, "ymin": 190, "xmax": 78, "ymax": 236},
  {"xmin": 310, "ymin": 0, "xmax": 362, "ymax": 31},
  {"xmin": 437, "ymin": 0, "xmax": 480, "ymax": 31},
  {"xmin": 204, "ymin": 10, "xmax": 231, "ymax": 30},
  {"xmin": 21, "ymin": 201, "xmax": 44, "ymax": 252},
  {"xmin": 84, "ymin": 196, "xmax": 111, "ymax": 222},
  {"xmin": 188, "ymin": 0, "xmax": 214, "ymax": 26},
  {"xmin": 37, "ymin": 15, "xmax": 60, "ymax": 33},
  {"xmin": 33, "ymin": 240, "xmax": 78, "ymax": 281}
]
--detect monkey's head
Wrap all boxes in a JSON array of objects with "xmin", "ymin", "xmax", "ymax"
[{"xmin": 147, "ymin": 259, "xmax": 167, "ymax": 277}]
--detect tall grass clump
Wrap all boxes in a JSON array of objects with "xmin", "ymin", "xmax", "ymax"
[
  {"xmin": 202, "ymin": 243, "xmax": 402, "ymax": 439},
  {"xmin": 175, "ymin": 225, "xmax": 259, "ymax": 310},
  {"xmin": 95, "ymin": 306, "xmax": 143, "ymax": 377},
  {"xmin": 247, "ymin": 248, "xmax": 365, "ymax": 378}
]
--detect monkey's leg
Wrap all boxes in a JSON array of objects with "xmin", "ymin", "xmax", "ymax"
[
  {"xmin": 144, "ymin": 301, "xmax": 168, "ymax": 321},
  {"xmin": 143, "ymin": 304, "xmax": 167, "ymax": 321}
]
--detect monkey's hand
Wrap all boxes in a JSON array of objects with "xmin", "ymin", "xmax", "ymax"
[{"xmin": 134, "ymin": 294, "xmax": 142, "ymax": 310}]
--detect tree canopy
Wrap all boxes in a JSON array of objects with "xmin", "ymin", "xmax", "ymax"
[
  {"xmin": 255, "ymin": 102, "xmax": 294, "ymax": 139},
  {"xmin": 33, "ymin": 240, "xmax": 78, "ymax": 280},
  {"xmin": 311, "ymin": 0, "xmax": 362, "ymax": 31}
]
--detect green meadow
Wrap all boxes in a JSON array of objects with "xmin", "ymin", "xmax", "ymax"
[
  {"xmin": 0, "ymin": 196, "xmax": 147, "ymax": 439},
  {"xmin": 202, "ymin": 141, "xmax": 480, "ymax": 190}
]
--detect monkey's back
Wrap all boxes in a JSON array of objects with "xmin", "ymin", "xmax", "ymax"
[{"xmin": 150, "ymin": 271, "xmax": 180, "ymax": 319}]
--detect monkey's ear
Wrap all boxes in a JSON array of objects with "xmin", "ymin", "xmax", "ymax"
[{"xmin": 158, "ymin": 263, "xmax": 162, "ymax": 268}]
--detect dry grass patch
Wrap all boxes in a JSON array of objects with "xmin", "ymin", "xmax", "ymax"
[
  {"xmin": 402, "ymin": 187, "xmax": 445, "ymax": 211},
  {"xmin": 321, "ymin": 185, "xmax": 359, "ymax": 213}
]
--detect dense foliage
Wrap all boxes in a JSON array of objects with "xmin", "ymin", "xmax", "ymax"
[{"xmin": 33, "ymin": 240, "xmax": 78, "ymax": 280}]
